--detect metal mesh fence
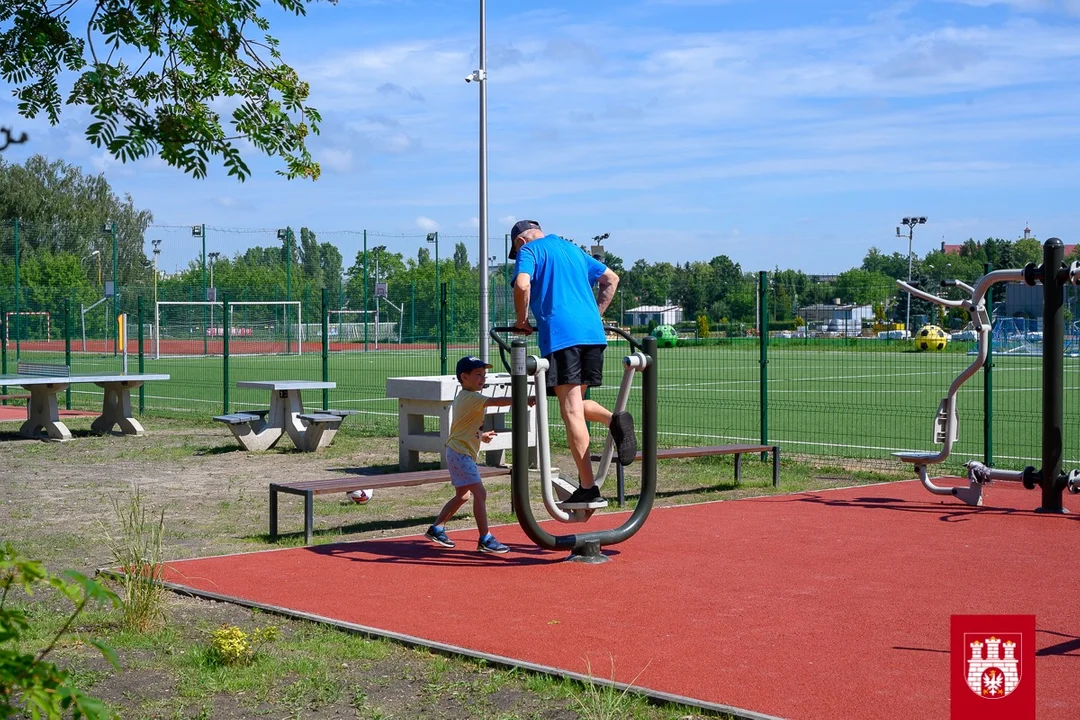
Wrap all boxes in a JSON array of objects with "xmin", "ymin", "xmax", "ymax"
[{"xmin": 3, "ymin": 216, "xmax": 1079, "ymax": 473}]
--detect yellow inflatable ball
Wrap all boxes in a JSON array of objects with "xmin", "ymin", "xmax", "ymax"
[{"xmin": 915, "ymin": 324, "xmax": 949, "ymax": 351}]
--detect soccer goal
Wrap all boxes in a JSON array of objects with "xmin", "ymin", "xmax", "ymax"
[
  {"xmin": 154, "ymin": 301, "xmax": 302, "ymax": 359},
  {"xmin": 4, "ymin": 311, "xmax": 50, "ymax": 347},
  {"xmin": 323, "ymin": 309, "xmax": 400, "ymax": 346}
]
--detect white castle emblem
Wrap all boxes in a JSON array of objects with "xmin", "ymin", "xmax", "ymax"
[{"xmin": 965, "ymin": 634, "xmax": 1021, "ymax": 698}]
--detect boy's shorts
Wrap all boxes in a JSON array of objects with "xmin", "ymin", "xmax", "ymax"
[{"xmin": 446, "ymin": 447, "xmax": 484, "ymax": 488}]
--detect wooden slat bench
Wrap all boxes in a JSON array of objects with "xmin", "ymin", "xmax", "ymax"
[
  {"xmin": 270, "ymin": 465, "xmax": 512, "ymax": 544},
  {"xmin": 593, "ymin": 444, "xmax": 781, "ymax": 506}
]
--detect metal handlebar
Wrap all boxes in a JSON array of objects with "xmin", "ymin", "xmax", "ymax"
[{"xmin": 489, "ymin": 325, "xmax": 642, "ymax": 353}]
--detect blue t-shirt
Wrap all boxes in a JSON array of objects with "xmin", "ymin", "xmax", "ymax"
[{"xmin": 514, "ymin": 234, "xmax": 608, "ymax": 356}]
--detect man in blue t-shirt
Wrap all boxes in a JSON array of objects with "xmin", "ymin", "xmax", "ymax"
[{"xmin": 509, "ymin": 219, "xmax": 636, "ymax": 509}]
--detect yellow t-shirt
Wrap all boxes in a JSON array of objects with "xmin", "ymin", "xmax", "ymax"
[{"xmin": 446, "ymin": 389, "xmax": 489, "ymax": 459}]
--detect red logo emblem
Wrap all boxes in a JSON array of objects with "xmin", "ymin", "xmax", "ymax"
[{"xmin": 951, "ymin": 615, "xmax": 1035, "ymax": 719}]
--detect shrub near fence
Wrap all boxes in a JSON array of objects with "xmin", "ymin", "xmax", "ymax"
[{"xmin": 3, "ymin": 277, "xmax": 1079, "ymax": 471}]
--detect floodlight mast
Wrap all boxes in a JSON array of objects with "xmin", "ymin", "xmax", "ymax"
[
  {"xmin": 897, "ymin": 216, "xmax": 928, "ymax": 334},
  {"xmin": 469, "ymin": 0, "xmax": 490, "ymax": 362}
]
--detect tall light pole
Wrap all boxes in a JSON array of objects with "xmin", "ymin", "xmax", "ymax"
[
  {"xmin": 426, "ymin": 232, "xmax": 439, "ymax": 303},
  {"xmin": 90, "ymin": 250, "xmax": 102, "ymax": 289},
  {"xmin": 373, "ymin": 245, "xmax": 386, "ymax": 350},
  {"xmin": 897, "ymin": 216, "xmax": 927, "ymax": 333},
  {"xmin": 208, "ymin": 251, "xmax": 220, "ymax": 335},
  {"xmin": 466, "ymin": 0, "xmax": 489, "ymax": 361},
  {"xmin": 151, "ymin": 239, "xmax": 162, "ymax": 307},
  {"xmin": 590, "ymin": 233, "xmax": 609, "ymax": 262}
]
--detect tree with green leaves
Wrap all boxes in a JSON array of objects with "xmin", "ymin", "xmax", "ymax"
[
  {"xmin": 0, "ymin": 155, "xmax": 152, "ymax": 287},
  {"xmin": 0, "ymin": 0, "xmax": 323, "ymax": 180}
]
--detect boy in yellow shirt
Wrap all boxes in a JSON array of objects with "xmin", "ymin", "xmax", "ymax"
[{"xmin": 425, "ymin": 356, "xmax": 517, "ymax": 553}]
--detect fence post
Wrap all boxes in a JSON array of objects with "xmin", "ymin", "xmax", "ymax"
[
  {"xmin": 363, "ymin": 230, "xmax": 369, "ymax": 351},
  {"xmin": 321, "ymin": 287, "xmax": 330, "ymax": 411},
  {"xmin": 410, "ymin": 280, "xmax": 415, "ymax": 343},
  {"xmin": 64, "ymin": 297, "xmax": 72, "ymax": 409},
  {"xmin": 201, "ymin": 224, "xmax": 208, "ymax": 355},
  {"xmin": 759, "ymin": 271, "xmax": 769, "ymax": 460},
  {"xmin": 1, "ymin": 301, "xmax": 7, "ymax": 404},
  {"xmin": 983, "ymin": 262, "xmax": 993, "ymax": 467},
  {"xmin": 222, "ymin": 294, "xmax": 230, "ymax": 413},
  {"xmin": 137, "ymin": 295, "xmax": 145, "ymax": 414},
  {"xmin": 13, "ymin": 218, "xmax": 19, "ymax": 360},
  {"xmin": 440, "ymin": 282, "xmax": 448, "ymax": 375}
]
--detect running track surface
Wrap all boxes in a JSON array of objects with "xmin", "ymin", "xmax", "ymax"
[
  {"xmin": 158, "ymin": 480, "xmax": 1079, "ymax": 719},
  {"xmin": 0, "ymin": 406, "xmax": 96, "ymax": 422}
]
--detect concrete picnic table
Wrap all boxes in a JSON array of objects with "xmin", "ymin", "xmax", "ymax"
[
  {"xmin": 0, "ymin": 373, "xmax": 170, "ymax": 441},
  {"xmin": 227, "ymin": 380, "xmax": 339, "ymax": 451},
  {"xmin": 385, "ymin": 373, "xmax": 537, "ymax": 471}
]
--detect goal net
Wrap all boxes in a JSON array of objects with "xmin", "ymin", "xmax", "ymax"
[
  {"xmin": 154, "ymin": 301, "xmax": 302, "ymax": 359},
  {"xmin": 4, "ymin": 311, "xmax": 50, "ymax": 347},
  {"xmin": 321, "ymin": 309, "xmax": 398, "ymax": 344}
]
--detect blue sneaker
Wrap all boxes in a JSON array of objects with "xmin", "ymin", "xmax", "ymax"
[
  {"xmin": 424, "ymin": 526, "xmax": 455, "ymax": 548},
  {"xmin": 477, "ymin": 535, "xmax": 509, "ymax": 554}
]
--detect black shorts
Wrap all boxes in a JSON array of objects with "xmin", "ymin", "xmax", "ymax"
[{"xmin": 544, "ymin": 344, "xmax": 606, "ymax": 388}]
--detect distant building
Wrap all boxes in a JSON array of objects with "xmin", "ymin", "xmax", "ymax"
[
  {"xmin": 800, "ymin": 301, "xmax": 874, "ymax": 335},
  {"xmin": 941, "ymin": 226, "xmax": 1076, "ymax": 256},
  {"xmin": 999, "ymin": 282, "xmax": 1043, "ymax": 318},
  {"xmin": 626, "ymin": 305, "xmax": 684, "ymax": 326}
]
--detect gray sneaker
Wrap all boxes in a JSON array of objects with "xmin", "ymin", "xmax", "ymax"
[
  {"xmin": 424, "ymin": 526, "xmax": 455, "ymax": 548},
  {"xmin": 477, "ymin": 535, "xmax": 509, "ymax": 554}
]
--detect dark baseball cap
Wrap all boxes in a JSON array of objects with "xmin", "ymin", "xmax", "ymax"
[
  {"xmin": 508, "ymin": 220, "xmax": 541, "ymax": 259},
  {"xmin": 456, "ymin": 356, "xmax": 492, "ymax": 378}
]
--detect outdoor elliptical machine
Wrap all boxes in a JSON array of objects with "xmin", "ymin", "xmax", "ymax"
[
  {"xmin": 894, "ymin": 237, "xmax": 1080, "ymax": 512},
  {"xmin": 489, "ymin": 326, "xmax": 657, "ymax": 562}
]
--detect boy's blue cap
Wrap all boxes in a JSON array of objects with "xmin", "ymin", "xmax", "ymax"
[{"xmin": 456, "ymin": 356, "xmax": 492, "ymax": 378}]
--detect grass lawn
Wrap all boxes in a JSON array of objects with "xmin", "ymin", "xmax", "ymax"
[{"xmin": 8, "ymin": 338, "xmax": 1073, "ymax": 471}]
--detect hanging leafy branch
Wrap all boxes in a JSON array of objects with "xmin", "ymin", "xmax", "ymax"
[{"xmin": 0, "ymin": 0, "xmax": 328, "ymax": 181}]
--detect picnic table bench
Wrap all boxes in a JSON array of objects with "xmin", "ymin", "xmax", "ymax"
[
  {"xmin": 0, "ymin": 363, "xmax": 170, "ymax": 441},
  {"xmin": 270, "ymin": 466, "xmax": 512, "ymax": 544},
  {"xmin": 214, "ymin": 381, "xmax": 349, "ymax": 452},
  {"xmin": 593, "ymin": 443, "xmax": 781, "ymax": 506}
]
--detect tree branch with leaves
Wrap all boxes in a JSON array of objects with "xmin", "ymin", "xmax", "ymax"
[{"xmin": 0, "ymin": 0, "xmax": 328, "ymax": 181}]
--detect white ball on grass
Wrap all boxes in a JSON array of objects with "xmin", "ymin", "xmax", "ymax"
[{"xmin": 347, "ymin": 489, "xmax": 375, "ymax": 504}]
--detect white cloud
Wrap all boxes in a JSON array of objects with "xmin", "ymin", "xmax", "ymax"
[
  {"xmin": 416, "ymin": 216, "xmax": 439, "ymax": 231},
  {"xmin": 318, "ymin": 147, "xmax": 356, "ymax": 174}
]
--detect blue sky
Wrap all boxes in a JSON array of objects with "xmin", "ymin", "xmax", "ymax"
[{"xmin": 4, "ymin": 0, "xmax": 1080, "ymax": 274}]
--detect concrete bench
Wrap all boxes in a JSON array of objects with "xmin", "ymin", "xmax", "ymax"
[
  {"xmin": 270, "ymin": 466, "xmax": 512, "ymax": 544},
  {"xmin": 214, "ymin": 412, "xmax": 264, "ymax": 425},
  {"xmin": 593, "ymin": 444, "xmax": 781, "ymax": 506},
  {"xmin": 297, "ymin": 412, "xmax": 344, "ymax": 451},
  {"xmin": 325, "ymin": 409, "xmax": 359, "ymax": 418}
]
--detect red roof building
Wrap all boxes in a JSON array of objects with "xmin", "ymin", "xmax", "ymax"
[{"xmin": 939, "ymin": 227, "xmax": 1076, "ymax": 257}]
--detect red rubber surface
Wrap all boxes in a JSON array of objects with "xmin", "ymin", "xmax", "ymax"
[
  {"xmin": 0, "ymin": 406, "xmax": 96, "ymax": 422},
  {"xmin": 159, "ymin": 480, "xmax": 1079, "ymax": 719}
]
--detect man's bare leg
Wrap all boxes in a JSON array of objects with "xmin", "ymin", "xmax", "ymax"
[{"xmin": 557, "ymin": 382, "xmax": 609, "ymax": 490}]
